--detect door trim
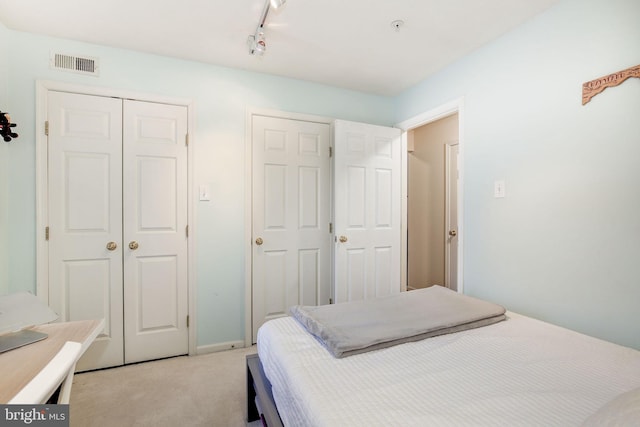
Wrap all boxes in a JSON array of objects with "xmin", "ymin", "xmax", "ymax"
[
  {"xmin": 35, "ymin": 80, "xmax": 197, "ymax": 357},
  {"xmin": 445, "ymin": 141, "xmax": 459, "ymax": 290},
  {"xmin": 244, "ymin": 107, "xmax": 334, "ymax": 347},
  {"xmin": 395, "ymin": 97, "xmax": 465, "ymax": 294}
]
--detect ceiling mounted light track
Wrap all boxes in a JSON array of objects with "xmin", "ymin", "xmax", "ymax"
[{"xmin": 248, "ymin": 0, "xmax": 287, "ymax": 56}]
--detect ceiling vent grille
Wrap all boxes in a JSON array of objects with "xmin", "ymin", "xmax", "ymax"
[{"xmin": 50, "ymin": 53, "xmax": 100, "ymax": 76}]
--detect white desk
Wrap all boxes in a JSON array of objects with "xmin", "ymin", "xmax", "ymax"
[{"xmin": 0, "ymin": 319, "xmax": 103, "ymax": 403}]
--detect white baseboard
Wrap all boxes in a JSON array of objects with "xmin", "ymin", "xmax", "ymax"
[{"xmin": 196, "ymin": 340, "xmax": 245, "ymax": 355}]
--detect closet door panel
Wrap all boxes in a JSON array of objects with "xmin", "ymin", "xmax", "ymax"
[
  {"xmin": 122, "ymin": 100, "xmax": 189, "ymax": 364},
  {"xmin": 47, "ymin": 91, "xmax": 124, "ymax": 370},
  {"xmin": 251, "ymin": 115, "xmax": 331, "ymax": 343},
  {"xmin": 334, "ymin": 120, "xmax": 402, "ymax": 303}
]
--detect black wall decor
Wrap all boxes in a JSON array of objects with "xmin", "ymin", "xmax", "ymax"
[{"xmin": 0, "ymin": 111, "xmax": 19, "ymax": 142}]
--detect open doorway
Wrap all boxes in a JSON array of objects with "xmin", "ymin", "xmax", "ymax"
[
  {"xmin": 397, "ymin": 98, "xmax": 464, "ymax": 293},
  {"xmin": 406, "ymin": 114, "xmax": 459, "ymax": 290}
]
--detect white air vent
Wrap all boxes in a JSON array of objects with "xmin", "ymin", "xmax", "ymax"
[{"xmin": 50, "ymin": 52, "xmax": 100, "ymax": 76}]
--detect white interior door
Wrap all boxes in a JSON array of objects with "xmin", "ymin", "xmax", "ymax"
[
  {"xmin": 252, "ymin": 115, "xmax": 331, "ymax": 343},
  {"xmin": 122, "ymin": 100, "xmax": 189, "ymax": 364},
  {"xmin": 48, "ymin": 91, "xmax": 124, "ymax": 370},
  {"xmin": 445, "ymin": 143, "xmax": 459, "ymax": 291},
  {"xmin": 334, "ymin": 120, "xmax": 402, "ymax": 303}
]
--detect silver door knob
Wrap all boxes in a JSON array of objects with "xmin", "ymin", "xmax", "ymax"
[
  {"xmin": 255, "ymin": 237, "xmax": 263, "ymax": 246},
  {"xmin": 339, "ymin": 235, "xmax": 348, "ymax": 243},
  {"xmin": 129, "ymin": 241, "xmax": 139, "ymax": 250},
  {"xmin": 106, "ymin": 242, "xmax": 117, "ymax": 251},
  {"xmin": 449, "ymin": 230, "xmax": 457, "ymax": 237}
]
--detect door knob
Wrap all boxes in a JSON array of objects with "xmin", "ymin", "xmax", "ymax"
[
  {"xmin": 106, "ymin": 242, "xmax": 117, "ymax": 251},
  {"xmin": 255, "ymin": 237, "xmax": 263, "ymax": 246},
  {"xmin": 129, "ymin": 241, "xmax": 139, "ymax": 250},
  {"xmin": 449, "ymin": 230, "xmax": 457, "ymax": 237},
  {"xmin": 339, "ymin": 235, "xmax": 348, "ymax": 243}
]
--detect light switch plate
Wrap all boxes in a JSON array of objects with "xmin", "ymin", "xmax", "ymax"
[
  {"xmin": 199, "ymin": 184, "xmax": 211, "ymax": 201},
  {"xmin": 494, "ymin": 180, "xmax": 506, "ymax": 198}
]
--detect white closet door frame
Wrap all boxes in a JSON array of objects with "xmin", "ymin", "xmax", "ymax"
[{"xmin": 35, "ymin": 80, "xmax": 197, "ymax": 357}]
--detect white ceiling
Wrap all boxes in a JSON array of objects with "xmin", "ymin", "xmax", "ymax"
[{"xmin": 0, "ymin": 0, "xmax": 561, "ymax": 96}]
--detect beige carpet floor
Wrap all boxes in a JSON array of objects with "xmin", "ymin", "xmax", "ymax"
[{"xmin": 70, "ymin": 346, "xmax": 259, "ymax": 427}]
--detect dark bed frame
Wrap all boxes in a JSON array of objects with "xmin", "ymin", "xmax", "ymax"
[{"xmin": 246, "ymin": 353, "xmax": 284, "ymax": 427}]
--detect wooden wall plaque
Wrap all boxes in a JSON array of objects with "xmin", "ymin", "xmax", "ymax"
[{"xmin": 582, "ymin": 64, "xmax": 640, "ymax": 105}]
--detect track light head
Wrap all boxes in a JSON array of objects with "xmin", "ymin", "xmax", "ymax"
[{"xmin": 248, "ymin": 31, "xmax": 266, "ymax": 56}]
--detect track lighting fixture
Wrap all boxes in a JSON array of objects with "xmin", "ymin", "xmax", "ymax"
[
  {"xmin": 248, "ymin": 30, "xmax": 267, "ymax": 56},
  {"xmin": 248, "ymin": 0, "xmax": 287, "ymax": 56}
]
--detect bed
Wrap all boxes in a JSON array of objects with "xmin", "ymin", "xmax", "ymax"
[{"xmin": 246, "ymin": 287, "xmax": 640, "ymax": 426}]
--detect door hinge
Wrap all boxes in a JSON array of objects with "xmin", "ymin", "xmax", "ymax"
[
  {"xmin": 185, "ymin": 133, "xmax": 189, "ymax": 147},
  {"xmin": 186, "ymin": 225, "xmax": 189, "ymax": 237},
  {"xmin": 45, "ymin": 226, "xmax": 50, "ymax": 241},
  {"xmin": 329, "ymin": 146, "xmax": 333, "ymax": 157},
  {"xmin": 329, "ymin": 223, "xmax": 333, "ymax": 234},
  {"xmin": 44, "ymin": 121, "xmax": 49, "ymax": 136},
  {"xmin": 186, "ymin": 315, "xmax": 190, "ymax": 328}
]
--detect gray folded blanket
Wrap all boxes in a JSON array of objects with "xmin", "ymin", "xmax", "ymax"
[{"xmin": 289, "ymin": 285, "xmax": 506, "ymax": 358}]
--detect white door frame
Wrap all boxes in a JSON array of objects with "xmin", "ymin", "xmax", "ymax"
[
  {"xmin": 35, "ymin": 80, "xmax": 197, "ymax": 357},
  {"xmin": 395, "ymin": 97, "xmax": 465, "ymax": 293},
  {"xmin": 244, "ymin": 108, "xmax": 334, "ymax": 347},
  {"xmin": 444, "ymin": 141, "xmax": 459, "ymax": 290}
]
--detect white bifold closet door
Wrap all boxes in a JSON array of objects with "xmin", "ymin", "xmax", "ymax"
[{"xmin": 47, "ymin": 91, "xmax": 188, "ymax": 370}]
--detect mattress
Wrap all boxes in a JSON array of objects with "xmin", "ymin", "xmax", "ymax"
[{"xmin": 257, "ymin": 312, "xmax": 640, "ymax": 427}]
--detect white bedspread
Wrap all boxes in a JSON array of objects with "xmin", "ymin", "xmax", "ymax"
[{"xmin": 257, "ymin": 312, "xmax": 640, "ymax": 427}]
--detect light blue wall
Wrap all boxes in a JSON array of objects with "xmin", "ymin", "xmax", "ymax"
[
  {"xmin": 395, "ymin": 0, "xmax": 640, "ymax": 349},
  {"xmin": 0, "ymin": 21, "xmax": 9, "ymax": 295},
  {"xmin": 3, "ymin": 28, "xmax": 393, "ymax": 347}
]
